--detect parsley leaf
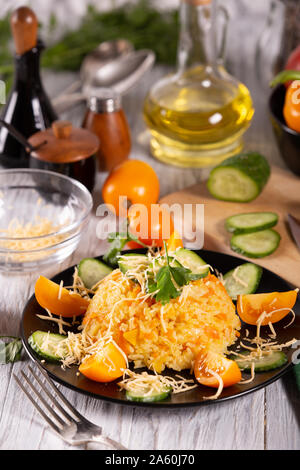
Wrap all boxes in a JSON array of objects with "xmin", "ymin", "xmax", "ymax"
[
  {"xmin": 146, "ymin": 243, "xmax": 207, "ymax": 304},
  {"xmin": 0, "ymin": 336, "xmax": 22, "ymax": 364},
  {"xmin": 154, "ymin": 265, "xmax": 181, "ymax": 304}
]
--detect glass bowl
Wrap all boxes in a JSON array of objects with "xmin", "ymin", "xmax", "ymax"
[{"xmin": 0, "ymin": 169, "xmax": 93, "ymax": 272}]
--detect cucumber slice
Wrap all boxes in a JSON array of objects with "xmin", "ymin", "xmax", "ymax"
[
  {"xmin": 230, "ymin": 229, "xmax": 281, "ymax": 258},
  {"xmin": 174, "ymin": 248, "xmax": 209, "ymax": 277},
  {"xmin": 151, "ymin": 255, "xmax": 181, "ymax": 270},
  {"xmin": 118, "ymin": 253, "xmax": 149, "ymax": 275},
  {"xmin": 232, "ymin": 350, "xmax": 287, "ymax": 372},
  {"xmin": 225, "ymin": 212, "xmax": 279, "ymax": 234},
  {"xmin": 126, "ymin": 386, "xmax": 172, "ymax": 402},
  {"xmin": 223, "ymin": 263, "xmax": 262, "ymax": 300},
  {"xmin": 28, "ymin": 330, "xmax": 67, "ymax": 362},
  {"xmin": 207, "ymin": 152, "xmax": 271, "ymax": 202},
  {"xmin": 78, "ymin": 258, "xmax": 113, "ymax": 289}
]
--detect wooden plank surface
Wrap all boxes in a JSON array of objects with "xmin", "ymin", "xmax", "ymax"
[
  {"xmin": 160, "ymin": 166, "xmax": 300, "ymax": 287},
  {"xmin": 0, "ymin": 0, "xmax": 299, "ymax": 451}
]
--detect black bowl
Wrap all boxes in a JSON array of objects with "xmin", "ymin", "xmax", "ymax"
[{"xmin": 269, "ymin": 84, "xmax": 300, "ymax": 176}]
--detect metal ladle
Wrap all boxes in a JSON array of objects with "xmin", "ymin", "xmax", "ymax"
[{"xmin": 52, "ymin": 39, "xmax": 155, "ymax": 114}]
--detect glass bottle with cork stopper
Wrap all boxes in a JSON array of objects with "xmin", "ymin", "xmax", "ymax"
[
  {"xmin": 0, "ymin": 6, "xmax": 57, "ymax": 168},
  {"xmin": 82, "ymin": 89, "xmax": 131, "ymax": 172},
  {"xmin": 143, "ymin": 0, "xmax": 254, "ymax": 167},
  {"xmin": 28, "ymin": 120, "xmax": 99, "ymax": 192}
]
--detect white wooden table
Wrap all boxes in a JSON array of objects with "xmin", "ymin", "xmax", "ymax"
[{"xmin": 1, "ymin": 2, "xmax": 300, "ymax": 449}]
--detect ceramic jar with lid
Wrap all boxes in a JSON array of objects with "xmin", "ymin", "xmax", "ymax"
[{"xmin": 28, "ymin": 120, "xmax": 99, "ymax": 192}]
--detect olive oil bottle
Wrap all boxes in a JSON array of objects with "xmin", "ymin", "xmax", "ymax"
[{"xmin": 143, "ymin": 0, "xmax": 254, "ymax": 167}]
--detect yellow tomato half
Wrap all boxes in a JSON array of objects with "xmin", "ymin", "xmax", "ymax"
[
  {"xmin": 35, "ymin": 276, "xmax": 89, "ymax": 317},
  {"xmin": 79, "ymin": 342, "xmax": 127, "ymax": 382},
  {"xmin": 194, "ymin": 350, "xmax": 241, "ymax": 388},
  {"xmin": 237, "ymin": 290, "xmax": 297, "ymax": 325}
]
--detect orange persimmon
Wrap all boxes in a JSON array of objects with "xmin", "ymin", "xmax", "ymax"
[
  {"xmin": 237, "ymin": 290, "xmax": 297, "ymax": 326},
  {"xmin": 79, "ymin": 342, "xmax": 127, "ymax": 382},
  {"xmin": 194, "ymin": 350, "xmax": 241, "ymax": 388},
  {"xmin": 35, "ymin": 276, "xmax": 89, "ymax": 317},
  {"xmin": 102, "ymin": 160, "xmax": 160, "ymax": 217}
]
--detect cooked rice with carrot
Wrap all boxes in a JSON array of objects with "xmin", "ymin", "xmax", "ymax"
[{"xmin": 82, "ymin": 269, "xmax": 241, "ymax": 373}]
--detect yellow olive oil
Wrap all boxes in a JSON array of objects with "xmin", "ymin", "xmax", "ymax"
[{"xmin": 143, "ymin": 66, "xmax": 254, "ymax": 167}]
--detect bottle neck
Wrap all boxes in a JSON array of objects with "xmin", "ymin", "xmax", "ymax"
[
  {"xmin": 14, "ymin": 43, "xmax": 43, "ymax": 85},
  {"xmin": 177, "ymin": 0, "xmax": 218, "ymax": 74}
]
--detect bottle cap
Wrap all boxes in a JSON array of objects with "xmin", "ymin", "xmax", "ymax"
[{"xmin": 87, "ymin": 88, "xmax": 122, "ymax": 114}]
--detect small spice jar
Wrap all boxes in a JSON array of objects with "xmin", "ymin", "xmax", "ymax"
[
  {"xmin": 28, "ymin": 120, "xmax": 99, "ymax": 192},
  {"xmin": 82, "ymin": 89, "xmax": 131, "ymax": 172}
]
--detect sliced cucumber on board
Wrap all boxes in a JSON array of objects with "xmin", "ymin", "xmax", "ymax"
[
  {"xmin": 207, "ymin": 152, "xmax": 271, "ymax": 202},
  {"xmin": 126, "ymin": 386, "xmax": 172, "ymax": 402},
  {"xmin": 28, "ymin": 331, "xmax": 67, "ymax": 362},
  {"xmin": 175, "ymin": 248, "xmax": 209, "ymax": 277},
  {"xmin": 232, "ymin": 350, "xmax": 287, "ymax": 372},
  {"xmin": 225, "ymin": 212, "xmax": 279, "ymax": 234},
  {"xmin": 78, "ymin": 258, "xmax": 113, "ymax": 289},
  {"xmin": 223, "ymin": 263, "xmax": 262, "ymax": 300},
  {"xmin": 230, "ymin": 229, "xmax": 281, "ymax": 258}
]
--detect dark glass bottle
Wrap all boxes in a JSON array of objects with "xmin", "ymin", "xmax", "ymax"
[{"xmin": 0, "ymin": 7, "xmax": 57, "ymax": 168}]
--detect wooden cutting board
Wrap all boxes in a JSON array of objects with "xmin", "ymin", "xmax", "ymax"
[{"xmin": 160, "ymin": 166, "xmax": 300, "ymax": 287}]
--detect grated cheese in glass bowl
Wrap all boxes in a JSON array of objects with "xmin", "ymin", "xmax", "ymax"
[{"xmin": 0, "ymin": 169, "xmax": 92, "ymax": 272}]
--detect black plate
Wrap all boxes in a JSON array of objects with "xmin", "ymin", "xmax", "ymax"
[{"xmin": 21, "ymin": 250, "xmax": 300, "ymax": 407}]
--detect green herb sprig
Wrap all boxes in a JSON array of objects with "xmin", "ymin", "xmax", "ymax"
[
  {"xmin": 147, "ymin": 243, "xmax": 206, "ymax": 304},
  {"xmin": 43, "ymin": 1, "xmax": 178, "ymax": 71},
  {"xmin": 0, "ymin": 1, "xmax": 179, "ymax": 92},
  {"xmin": 0, "ymin": 336, "xmax": 23, "ymax": 364}
]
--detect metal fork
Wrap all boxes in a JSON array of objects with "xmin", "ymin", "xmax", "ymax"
[{"xmin": 14, "ymin": 362, "xmax": 127, "ymax": 449}]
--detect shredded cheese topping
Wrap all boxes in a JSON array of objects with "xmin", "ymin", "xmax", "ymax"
[
  {"xmin": 118, "ymin": 369, "xmax": 198, "ymax": 396},
  {"xmin": 58, "ymin": 280, "xmax": 63, "ymax": 300},
  {"xmin": 202, "ymin": 370, "xmax": 224, "ymax": 400},
  {"xmin": 231, "ymin": 307, "xmax": 298, "ymax": 385},
  {"xmin": 239, "ymin": 362, "xmax": 255, "ymax": 384},
  {"xmin": 232, "ymin": 266, "xmax": 248, "ymax": 288},
  {"xmin": 34, "ymin": 258, "xmax": 299, "ymax": 402},
  {"xmin": 0, "ymin": 216, "xmax": 68, "ymax": 262},
  {"xmin": 36, "ymin": 313, "xmax": 69, "ymax": 335}
]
